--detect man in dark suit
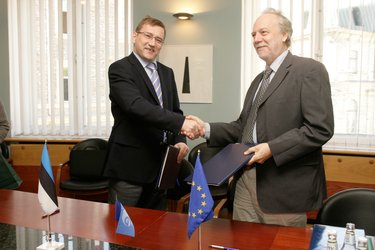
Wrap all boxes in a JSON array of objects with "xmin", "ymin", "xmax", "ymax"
[
  {"xmin": 187, "ymin": 8, "xmax": 334, "ymax": 226},
  {"xmin": 104, "ymin": 16, "xmax": 199, "ymax": 209}
]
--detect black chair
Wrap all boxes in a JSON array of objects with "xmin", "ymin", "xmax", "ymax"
[
  {"xmin": 316, "ymin": 188, "xmax": 375, "ymax": 236},
  {"xmin": 56, "ymin": 138, "xmax": 109, "ymax": 202},
  {"xmin": 166, "ymin": 159, "xmax": 194, "ymax": 212},
  {"xmin": 176, "ymin": 142, "xmax": 228, "ymax": 214},
  {"xmin": 212, "ymin": 178, "xmax": 236, "ymax": 219}
]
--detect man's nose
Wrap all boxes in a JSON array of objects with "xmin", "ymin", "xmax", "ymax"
[{"xmin": 253, "ymin": 33, "xmax": 262, "ymax": 43}]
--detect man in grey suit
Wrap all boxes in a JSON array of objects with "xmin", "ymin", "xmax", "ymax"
[
  {"xmin": 187, "ymin": 8, "xmax": 334, "ymax": 226},
  {"xmin": 104, "ymin": 16, "xmax": 199, "ymax": 209}
]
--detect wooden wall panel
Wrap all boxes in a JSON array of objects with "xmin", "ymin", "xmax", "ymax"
[
  {"xmin": 10, "ymin": 144, "xmax": 74, "ymax": 167},
  {"xmin": 323, "ymin": 155, "xmax": 375, "ymax": 185}
]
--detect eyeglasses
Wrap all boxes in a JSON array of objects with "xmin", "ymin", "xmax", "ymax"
[{"xmin": 137, "ymin": 31, "xmax": 164, "ymax": 45}]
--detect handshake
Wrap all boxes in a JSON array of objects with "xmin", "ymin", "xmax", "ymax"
[{"xmin": 180, "ymin": 115, "xmax": 205, "ymax": 140}]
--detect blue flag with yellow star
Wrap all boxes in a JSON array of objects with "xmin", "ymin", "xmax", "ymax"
[{"xmin": 187, "ymin": 155, "xmax": 214, "ymax": 239}]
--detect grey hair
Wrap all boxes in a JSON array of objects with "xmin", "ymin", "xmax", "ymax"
[{"xmin": 262, "ymin": 8, "xmax": 293, "ymax": 47}]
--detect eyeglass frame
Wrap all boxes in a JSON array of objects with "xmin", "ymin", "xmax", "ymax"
[{"xmin": 136, "ymin": 31, "xmax": 164, "ymax": 46}]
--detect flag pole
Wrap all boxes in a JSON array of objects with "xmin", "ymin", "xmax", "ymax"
[
  {"xmin": 47, "ymin": 215, "xmax": 52, "ymax": 244},
  {"xmin": 197, "ymin": 150, "xmax": 201, "ymax": 250},
  {"xmin": 198, "ymin": 225, "xmax": 201, "ymax": 250}
]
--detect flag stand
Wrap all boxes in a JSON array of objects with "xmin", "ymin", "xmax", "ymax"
[{"xmin": 36, "ymin": 215, "xmax": 64, "ymax": 250}]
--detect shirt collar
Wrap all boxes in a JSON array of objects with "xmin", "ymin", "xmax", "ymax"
[
  {"xmin": 269, "ymin": 50, "xmax": 289, "ymax": 73},
  {"xmin": 133, "ymin": 52, "xmax": 157, "ymax": 69}
]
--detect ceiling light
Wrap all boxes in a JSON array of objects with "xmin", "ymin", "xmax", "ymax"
[{"xmin": 173, "ymin": 12, "xmax": 193, "ymax": 20}]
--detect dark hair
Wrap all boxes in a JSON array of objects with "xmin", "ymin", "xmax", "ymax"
[{"xmin": 135, "ymin": 16, "xmax": 166, "ymax": 38}]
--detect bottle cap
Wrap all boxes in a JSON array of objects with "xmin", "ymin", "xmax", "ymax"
[
  {"xmin": 327, "ymin": 230, "xmax": 337, "ymax": 242},
  {"xmin": 346, "ymin": 223, "xmax": 355, "ymax": 231},
  {"xmin": 357, "ymin": 236, "xmax": 368, "ymax": 248}
]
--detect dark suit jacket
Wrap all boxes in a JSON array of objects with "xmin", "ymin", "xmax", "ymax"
[
  {"xmin": 209, "ymin": 52, "xmax": 334, "ymax": 213},
  {"xmin": 104, "ymin": 52, "xmax": 186, "ymax": 184}
]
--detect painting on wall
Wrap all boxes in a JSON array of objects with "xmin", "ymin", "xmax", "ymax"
[{"xmin": 158, "ymin": 44, "xmax": 213, "ymax": 103}]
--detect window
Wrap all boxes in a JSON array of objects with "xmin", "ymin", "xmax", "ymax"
[
  {"xmin": 8, "ymin": 0, "xmax": 132, "ymax": 138},
  {"xmin": 242, "ymin": 0, "xmax": 375, "ymax": 151}
]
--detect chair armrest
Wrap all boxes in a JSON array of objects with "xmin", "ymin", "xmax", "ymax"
[
  {"xmin": 213, "ymin": 198, "xmax": 228, "ymax": 218},
  {"xmin": 55, "ymin": 161, "xmax": 70, "ymax": 195},
  {"xmin": 176, "ymin": 193, "xmax": 191, "ymax": 213}
]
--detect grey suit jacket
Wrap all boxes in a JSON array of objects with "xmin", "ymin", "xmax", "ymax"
[{"xmin": 209, "ymin": 52, "xmax": 334, "ymax": 213}]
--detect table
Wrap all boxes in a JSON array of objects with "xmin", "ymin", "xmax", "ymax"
[{"xmin": 0, "ymin": 190, "xmax": 313, "ymax": 249}]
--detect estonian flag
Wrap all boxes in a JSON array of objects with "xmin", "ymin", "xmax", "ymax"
[
  {"xmin": 38, "ymin": 143, "xmax": 59, "ymax": 215},
  {"xmin": 187, "ymin": 154, "xmax": 214, "ymax": 239}
]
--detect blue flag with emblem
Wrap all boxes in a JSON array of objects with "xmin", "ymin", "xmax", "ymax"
[
  {"xmin": 187, "ymin": 154, "xmax": 214, "ymax": 239},
  {"xmin": 116, "ymin": 201, "xmax": 135, "ymax": 237}
]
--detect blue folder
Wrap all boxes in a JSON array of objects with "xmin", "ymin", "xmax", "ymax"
[{"xmin": 185, "ymin": 143, "xmax": 254, "ymax": 186}]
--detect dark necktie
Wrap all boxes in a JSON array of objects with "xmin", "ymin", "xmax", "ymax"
[
  {"xmin": 242, "ymin": 66, "xmax": 273, "ymax": 144},
  {"xmin": 146, "ymin": 63, "xmax": 163, "ymax": 107}
]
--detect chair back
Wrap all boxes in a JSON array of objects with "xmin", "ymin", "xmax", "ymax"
[
  {"xmin": 188, "ymin": 142, "xmax": 223, "ymax": 165},
  {"xmin": 188, "ymin": 142, "xmax": 229, "ymax": 198},
  {"xmin": 167, "ymin": 159, "xmax": 194, "ymax": 200},
  {"xmin": 69, "ymin": 138, "xmax": 108, "ymax": 181},
  {"xmin": 316, "ymin": 188, "xmax": 375, "ymax": 236}
]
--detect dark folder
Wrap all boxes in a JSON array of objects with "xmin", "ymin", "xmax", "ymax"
[
  {"xmin": 156, "ymin": 145, "xmax": 181, "ymax": 190},
  {"xmin": 184, "ymin": 143, "xmax": 254, "ymax": 186}
]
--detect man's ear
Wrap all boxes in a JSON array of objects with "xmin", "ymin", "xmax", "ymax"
[{"xmin": 131, "ymin": 31, "xmax": 137, "ymax": 43}]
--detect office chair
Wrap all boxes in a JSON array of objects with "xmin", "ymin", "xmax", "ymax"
[
  {"xmin": 166, "ymin": 159, "xmax": 194, "ymax": 212},
  {"xmin": 212, "ymin": 178, "xmax": 236, "ymax": 219},
  {"xmin": 176, "ymin": 142, "xmax": 228, "ymax": 213},
  {"xmin": 56, "ymin": 138, "xmax": 109, "ymax": 202},
  {"xmin": 316, "ymin": 188, "xmax": 375, "ymax": 236}
]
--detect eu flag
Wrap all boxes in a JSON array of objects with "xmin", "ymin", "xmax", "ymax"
[{"xmin": 187, "ymin": 155, "xmax": 214, "ymax": 239}]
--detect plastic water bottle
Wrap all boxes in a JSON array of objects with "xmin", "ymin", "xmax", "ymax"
[{"xmin": 341, "ymin": 223, "xmax": 356, "ymax": 250}]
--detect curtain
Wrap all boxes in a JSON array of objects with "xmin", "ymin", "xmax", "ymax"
[{"xmin": 8, "ymin": 0, "xmax": 132, "ymax": 138}]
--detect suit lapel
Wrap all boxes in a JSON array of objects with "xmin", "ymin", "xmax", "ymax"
[
  {"xmin": 242, "ymin": 73, "xmax": 263, "ymax": 120},
  {"xmin": 259, "ymin": 52, "xmax": 293, "ymax": 106},
  {"xmin": 129, "ymin": 53, "xmax": 162, "ymax": 106},
  {"xmin": 157, "ymin": 68, "xmax": 169, "ymax": 108}
]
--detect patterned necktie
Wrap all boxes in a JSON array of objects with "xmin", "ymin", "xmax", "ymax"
[
  {"xmin": 146, "ymin": 62, "xmax": 163, "ymax": 107},
  {"xmin": 242, "ymin": 66, "xmax": 273, "ymax": 143}
]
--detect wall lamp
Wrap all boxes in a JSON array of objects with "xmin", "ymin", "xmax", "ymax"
[{"xmin": 173, "ymin": 12, "xmax": 193, "ymax": 20}]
